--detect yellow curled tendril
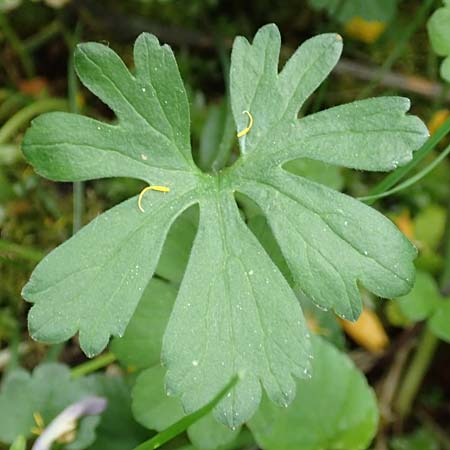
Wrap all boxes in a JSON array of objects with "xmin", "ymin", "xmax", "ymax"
[
  {"xmin": 237, "ymin": 110, "xmax": 253, "ymax": 138},
  {"xmin": 138, "ymin": 185, "xmax": 170, "ymax": 212}
]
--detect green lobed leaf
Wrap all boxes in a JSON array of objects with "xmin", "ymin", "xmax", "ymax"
[
  {"xmin": 0, "ymin": 364, "xmax": 92, "ymax": 444},
  {"xmin": 22, "ymin": 24, "xmax": 427, "ymax": 427},
  {"xmin": 238, "ymin": 169, "xmax": 417, "ymax": 319},
  {"xmin": 248, "ymin": 336, "xmax": 378, "ymax": 450},
  {"xmin": 23, "ymin": 187, "xmax": 197, "ymax": 357},
  {"xmin": 284, "ymin": 158, "xmax": 344, "ymax": 191},
  {"xmin": 162, "ymin": 192, "xmax": 312, "ymax": 427}
]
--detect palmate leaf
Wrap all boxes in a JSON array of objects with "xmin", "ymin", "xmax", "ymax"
[{"xmin": 22, "ymin": 24, "xmax": 428, "ymax": 427}]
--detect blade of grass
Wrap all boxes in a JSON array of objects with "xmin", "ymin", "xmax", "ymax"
[
  {"xmin": 132, "ymin": 375, "xmax": 240, "ymax": 450},
  {"xmin": 359, "ymin": 143, "xmax": 450, "ymax": 202},
  {"xmin": 0, "ymin": 238, "xmax": 44, "ymax": 262},
  {"xmin": 441, "ymin": 162, "xmax": 450, "ymax": 295},
  {"xmin": 363, "ymin": 114, "xmax": 450, "ymax": 205},
  {"xmin": 24, "ymin": 20, "xmax": 61, "ymax": 52},
  {"xmin": 0, "ymin": 12, "xmax": 34, "ymax": 78},
  {"xmin": 0, "ymin": 92, "xmax": 30, "ymax": 122},
  {"xmin": 0, "ymin": 98, "xmax": 68, "ymax": 145}
]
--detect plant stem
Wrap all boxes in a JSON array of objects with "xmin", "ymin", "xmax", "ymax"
[
  {"xmin": 0, "ymin": 98, "xmax": 68, "ymax": 145},
  {"xmin": 65, "ymin": 23, "xmax": 85, "ymax": 234},
  {"xmin": 394, "ymin": 326, "xmax": 439, "ymax": 419},
  {"xmin": 0, "ymin": 12, "xmax": 34, "ymax": 78},
  {"xmin": 358, "ymin": 0, "xmax": 436, "ymax": 99},
  {"xmin": 0, "ymin": 92, "xmax": 30, "ymax": 122},
  {"xmin": 71, "ymin": 352, "xmax": 117, "ymax": 379},
  {"xmin": 394, "ymin": 171, "xmax": 450, "ymax": 419},
  {"xmin": 73, "ymin": 181, "xmax": 84, "ymax": 234},
  {"xmin": 441, "ymin": 194, "xmax": 450, "ymax": 296},
  {"xmin": 0, "ymin": 238, "xmax": 44, "ymax": 262}
]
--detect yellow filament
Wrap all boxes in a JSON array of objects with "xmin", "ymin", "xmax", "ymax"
[
  {"xmin": 31, "ymin": 411, "xmax": 45, "ymax": 435},
  {"xmin": 33, "ymin": 412, "xmax": 44, "ymax": 429},
  {"xmin": 237, "ymin": 110, "xmax": 253, "ymax": 138},
  {"xmin": 138, "ymin": 185, "xmax": 170, "ymax": 212}
]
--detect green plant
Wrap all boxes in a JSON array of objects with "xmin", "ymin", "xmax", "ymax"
[
  {"xmin": 397, "ymin": 270, "xmax": 450, "ymax": 338},
  {"xmin": 20, "ymin": 23, "xmax": 427, "ymax": 440},
  {"xmin": 308, "ymin": 0, "xmax": 398, "ymax": 23},
  {"xmin": 0, "ymin": 363, "xmax": 150, "ymax": 449},
  {"xmin": 390, "ymin": 269, "xmax": 450, "ymax": 421},
  {"xmin": 428, "ymin": 0, "xmax": 450, "ymax": 82}
]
